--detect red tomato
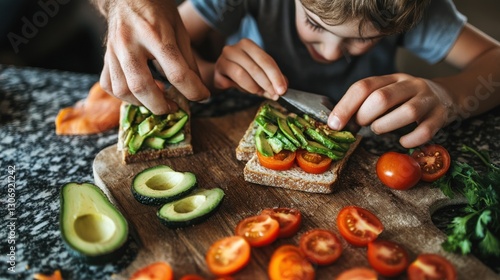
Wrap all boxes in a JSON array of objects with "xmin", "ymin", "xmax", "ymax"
[
  {"xmin": 367, "ymin": 239, "xmax": 409, "ymax": 277},
  {"xmin": 179, "ymin": 275, "xmax": 205, "ymax": 280},
  {"xmin": 376, "ymin": 151, "xmax": 422, "ymax": 190},
  {"xmin": 411, "ymin": 144, "xmax": 451, "ymax": 182},
  {"xmin": 260, "ymin": 207, "xmax": 302, "ymax": 238},
  {"xmin": 206, "ymin": 236, "xmax": 251, "ymax": 277},
  {"xmin": 257, "ymin": 150, "xmax": 296, "ymax": 171},
  {"xmin": 407, "ymin": 254, "xmax": 457, "ymax": 280},
  {"xmin": 336, "ymin": 267, "xmax": 378, "ymax": 280},
  {"xmin": 299, "ymin": 229, "xmax": 343, "ymax": 265},
  {"xmin": 296, "ymin": 150, "xmax": 332, "ymax": 174},
  {"xmin": 337, "ymin": 206, "xmax": 384, "ymax": 247},
  {"xmin": 268, "ymin": 245, "xmax": 315, "ymax": 280},
  {"xmin": 129, "ymin": 262, "xmax": 173, "ymax": 280},
  {"xmin": 235, "ymin": 214, "xmax": 280, "ymax": 247}
]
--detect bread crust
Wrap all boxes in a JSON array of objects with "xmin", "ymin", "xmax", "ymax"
[
  {"xmin": 236, "ymin": 101, "xmax": 361, "ymax": 193},
  {"xmin": 117, "ymin": 86, "xmax": 193, "ymax": 164}
]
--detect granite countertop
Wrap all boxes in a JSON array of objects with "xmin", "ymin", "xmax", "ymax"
[{"xmin": 1, "ymin": 64, "xmax": 499, "ymax": 279}]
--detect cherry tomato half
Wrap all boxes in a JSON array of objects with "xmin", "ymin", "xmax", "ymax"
[
  {"xmin": 257, "ymin": 150, "xmax": 296, "ymax": 171},
  {"xmin": 206, "ymin": 236, "xmax": 251, "ymax": 277},
  {"xmin": 411, "ymin": 144, "xmax": 451, "ymax": 182},
  {"xmin": 367, "ymin": 239, "xmax": 409, "ymax": 277},
  {"xmin": 296, "ymin": 150, "xmax": 332, "ymax": 174},
  {"xmin": 235, "ymin": 214, "xmax": 280, "ymax": 247},
  {"xmin": 407, "ymin": 254, "xmax": 457, "ymax": 280},
  {"xmin": 376, "ymin": 151, "xmax": 422, "ymax": 190},
  {"xmin": 337, "ymin": 206, "xmax": 384, "ymax": 247},
  {"xmin": 268, "ymin": 245, "xmax": 315, "ymax": 280},
  {"xmin": 129, "ymin": 262, "xmax": 174, "ymax": 280},
  {"xmin": 336, "ymin": 267, "xmax": 378, "ymax": 280},
  {"xmin": 299, "ymin": 229, "xmax": 343, "ymax": 265},
  {"xmin": 260, "ymin": 207, "xmax": 302, "ymax": 238}
]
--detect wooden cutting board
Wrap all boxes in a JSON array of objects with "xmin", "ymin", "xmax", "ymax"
[{"xmin": 93, "ymin": 107, "xmax": 497, "ymax": 280}]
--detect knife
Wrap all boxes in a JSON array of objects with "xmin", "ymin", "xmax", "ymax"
[
  {"xmin": 278, "ymin": 88, "xmax": 360, "ymax": 133},
  {"xmin": 278, "ymin": 88, "xmax": 334, "ymax": 124}
]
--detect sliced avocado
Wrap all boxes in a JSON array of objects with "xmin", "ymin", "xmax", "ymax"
[
  {"xmin": 144, "ymin": 137, "xmax": 165, "ymax": 150},
  {"xmin": 323, "ymin": 130, "xmax": 357, "ymax": 143},
  {"xmin": 277, "ymin": 117, "xmax": 300, "ymax": 147},
  {"xmin": 132, "ymin": 165, "xmax": 197, "ymax": 206},
  {"xmin": 287, "ymin": 117, "xmax": 308, "ymax": 148},
  {"xmin": 275, "ymin": 131, "xmax": 297, "ymax": 152},
  {"xmin": 294, "ymin": 116, "xmax": 313, "ymax": 130},
  {"xmin": 305, "ymin": 128, "xmax": 347, "ymax": 152},
  {"xmin": 306, "ymin": 141, "xmax": 344, "ymax": 160},
  {"xmin": 255, "ymin": 126, "xmax": 274, "ymax": 157},
  {"xmin": 166, "ymin": 109, "xmax": 187, "ymax": 122},
  {"xmin": 121, "ymin": 104, "xmax": 137, "ymax": 131},
  {"xmin": 128, "ymin": 132, "xmax": 147, "ymax": 155},
  {"xmin": 258, "ymin": 104, "xmax": 287, "ymax": 121},
  {"xmin": 165, "ymin": 131, "xmax": 185, "ymax": 144},
  {"xmin": 138, "ymin": 116, "xmax": 156, "ymax": 136},
  {"xmin": 157, "ymin": 188, "xmax": 225, "ymax": 228},
  {"xmin": 255, "ymin": 115, "xmax": 278, "ymax": 137},
  {"xmin": 267, "ymin": 137, "xmax": 284, "ymax": 154},
  {"xmin": 154, "ymin": 115, "xmax": 188, "ymax": 139},
  {"xmin": 60, "ymin": 182, "xmax": 129, "ymax": 264}
]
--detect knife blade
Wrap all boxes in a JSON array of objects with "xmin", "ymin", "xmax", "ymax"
[
  {"xmin": 278, "ymin": 88, "xmax": 360, "ymax": 133},
  {"xmin": 278, "ymin": 88, "xmax": 334, "ymax": 124}
]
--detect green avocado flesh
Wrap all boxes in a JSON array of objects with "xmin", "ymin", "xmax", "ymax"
[
  {"xmin": 60, "ymin": 182, "xmax": 128, "ymax": 263},
  {"xmin": 157, "ymin": 188, "xmax": 225, "ymax": 228},
  {"xmin": 132, "ymin": 165, "xmax": 197, "ymax": 206}
]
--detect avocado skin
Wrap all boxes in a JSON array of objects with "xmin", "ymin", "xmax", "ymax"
[{"xmin": 59, "ymin": 182, "xmax": 129, "ymax": 264}]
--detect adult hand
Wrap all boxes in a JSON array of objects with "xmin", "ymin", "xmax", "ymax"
[
  {"xmin": 96, "ymin": 0, "xmax": 210, "ymax": 115},
  {"xmin": 328, "ymin": 73, "xmax": 457, "ymax": 148},
  {"xmin": 213, "ymin": 38, "xmax": 288, "ymax": 100}
]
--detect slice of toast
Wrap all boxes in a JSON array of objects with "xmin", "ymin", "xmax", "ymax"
[
  {"xmin": 236, "ymin": 101, "xmax": 362, "ymax": 193},
  {"xmin": 117, "ymin": 86, "xmax": 193, "ymax": 164}
]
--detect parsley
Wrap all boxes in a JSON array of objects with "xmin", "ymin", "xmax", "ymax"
[{"xmin": 433, "ymin": 145, "xmax": 500, "ymax": 263}]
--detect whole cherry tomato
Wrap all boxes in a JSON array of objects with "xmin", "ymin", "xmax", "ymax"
[{"xmin": 376, "ymin": 151, "xmax": 422, "ymax": 190}]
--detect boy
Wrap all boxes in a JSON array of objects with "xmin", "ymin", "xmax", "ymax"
[{"xmin": 179, "ymin": 0, "xmax": 500, "ymax": 148}]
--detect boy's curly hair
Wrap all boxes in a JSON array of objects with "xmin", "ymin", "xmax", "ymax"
[{"xmin": 300, "ymin": 0, "xmax": 431, "ymax": 36}]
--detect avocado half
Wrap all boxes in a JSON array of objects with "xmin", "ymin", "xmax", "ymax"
[{"xmin": 59, "ymin": 182, "xmax": 129, "ymax": 264}]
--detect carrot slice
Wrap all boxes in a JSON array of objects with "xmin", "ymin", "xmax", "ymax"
[
  {"xmin": 33, "ymin": 269, "xmax": 63, "ymax": 280},
  {"xmin": 55, "ymin": 82, "xmax": 122, "ymax": 135}
]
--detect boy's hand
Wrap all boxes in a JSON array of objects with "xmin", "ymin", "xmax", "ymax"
[
  {"xmin": 213, "ymin": 38, "xmax": 288, "ymax": 100},
  {"xmin": 328, "ymin": 73, "xmax": 456, "ymax": 148}
]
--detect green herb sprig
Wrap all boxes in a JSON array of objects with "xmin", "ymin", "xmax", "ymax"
[{"xmin": 432, "ymin": 145, "xmax": 500, "ymax": 260}]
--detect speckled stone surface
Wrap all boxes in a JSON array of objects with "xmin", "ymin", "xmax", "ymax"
[{"xmin": 0, "ymin": 64, "xmax": 499, "ymax": 279}]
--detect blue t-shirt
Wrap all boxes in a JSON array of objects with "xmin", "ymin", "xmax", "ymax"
[{"xmin": 190, "ymin": 0, "xmax": 466, "ymax": 101}]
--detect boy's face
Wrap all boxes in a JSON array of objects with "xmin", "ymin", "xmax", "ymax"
[{"xmin": 295, "ymin": 0, "xmax": 382, "ymax": 64}]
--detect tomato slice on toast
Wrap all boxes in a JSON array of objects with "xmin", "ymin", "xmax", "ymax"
[
  {"xmin": 257, "ymin": 150, "xmax": 296, "ymax": 171},
  {"xmin": 296, "ymin": 150, "xmax": 332, "ymax": 174}
]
